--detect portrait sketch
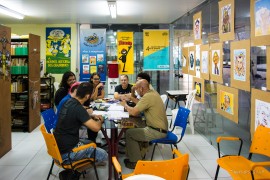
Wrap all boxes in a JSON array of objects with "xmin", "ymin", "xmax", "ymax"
[
  {"xmin": 82, "ymin": 54, "xmax": 89, "ymax": 63},
  {"xmin": 255, "ymin": 99, "xmax": 270, "ymax": 129},
  {"xmin": 255, "ymin": 0, "xmax": 270, "ymax": 37},
  {"xmin": 221, "ymin": 4, "xmax": 232, "ymax": 33},
  {"xmin": 212, "ymin": 50, "xmax": 220, "ymax": 75},
  {"xmin": 233, "ymin": 49, "xmax": 246, "ymax": 81},
  {"xmin": 201, "ymin": 51, "xmax": 209, "ymax": 74},
  {"xmin": 220, "ymin": 90, "xmax": 234, "ymax": 115},
  {"xmin": 189, "ymin": 51, "xmax": 195, "ymax": 70},
  {"xmin": 195, "ymin": 82, "xmax": 202, "ymax": 98},
  {"xmin": 194, "ymin": 18, "xmax": 201, "ymax": 40}
]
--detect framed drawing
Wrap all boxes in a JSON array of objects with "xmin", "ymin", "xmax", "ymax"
[
  {"xmin": 193, "ymin": 77, "xmax": 204, "ymax": 103},
  {"xmin": 219, "ymin": 0, "xmax": 235, "ymax": 41},
  {"xmin": 250, "ymin": 0, "xmax": 270, "ymax": 46},
  {"xmin": 251, "ymin": 88, "xmax": 270, "ymax": 138},
  {"xmin": 188, "ymin": 46, "xmax": 196, "ymax": 76},
  {"xmin": 182, "ymin": 47, "xmax": 189, "ymax": 74},
  {"xmin": 200, "ymin": 44, "xmax": 210, "ymax": 80},
  {"xmin": 230, "ymin": 39, "xmax": 250, "ymax": 91},
  {"xmin": 195, "ymin": 45, "xmax": 201, "ymax": 77},
  {"xmin": 210, "ymin": 43, "xmax": 223, "ymax": 83},
  {"xmin": 217, "ymin": 84, "xmax": 239, "ymax": 123},
  {"xmin": 193, "ymin": 11, "xmax": 202, "ymax": 45},
  {"xmin": 267, "ymin": 47, "xmax": 270, "ymax": 90}
]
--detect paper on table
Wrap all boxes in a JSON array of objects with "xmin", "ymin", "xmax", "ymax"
[
  {"xmin": 108, "ymin": 104, "xmax": 124, "ymax": 111},
  {"xmin": 92, "ymin": 111, "xmax": 108, "ymax": 116},
  {"xmin": 107, "ymin": 111, "xmax": 129, "ymax": 119}
]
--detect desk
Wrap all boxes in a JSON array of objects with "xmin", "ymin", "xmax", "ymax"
[
  {"xmin": 165, "ymin": 90, "xmax": 189, "ymax": 109},
  {"xmin": 93, "ymin": 102, "xmax": 145, "ymax": 180}
]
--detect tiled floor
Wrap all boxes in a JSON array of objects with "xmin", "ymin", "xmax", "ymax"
[{"xmin": 0, "ymin": 121, "xmax": 232, "ymax": 180}]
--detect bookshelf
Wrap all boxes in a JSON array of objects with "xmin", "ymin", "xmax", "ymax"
[
  {"xmin": 40, "ymin": 77, "xmax": 55, "ymax": 111},
  {"xmin": 11, "ymin": 34, "xmax": 41, "ymax": 132}
]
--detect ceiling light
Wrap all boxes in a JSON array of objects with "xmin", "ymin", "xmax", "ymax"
[
  {"xmin": 0, "ymin": 5, "xmax": 24, "ymax": 19},
  {"xmin": 108, "ymin": 1, "xmax": 117, "ymax": 19}
]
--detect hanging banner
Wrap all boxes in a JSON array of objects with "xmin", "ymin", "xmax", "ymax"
[
  {"xmin": 46, "ymin": 27, "xmax": 71, "ymax": 74},
  {"xmin": 143, "ymin": 29, "xmax": 169, "ymax": 71},
  {"xmin": 79, "ymin": 29, "xmax": 107, "ymax": 82},
  {"xmin": 117, "ymin": 32, "xmax": 134, "ymax": 74}
]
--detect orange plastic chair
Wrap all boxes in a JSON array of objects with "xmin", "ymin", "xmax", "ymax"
[
  {"xmin": 215, "ymin": 125, "xmax": 270, "ymax": 180},
  {"xmin": 112, "ymin": 149, "xmax": 189, "ymax": 180},
  {"xmin": 40, "ymin": 124, "xmax": 99, "ymax": 180}
]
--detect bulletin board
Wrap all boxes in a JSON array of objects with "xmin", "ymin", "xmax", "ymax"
[
  {"xmin": 193, "ymin": 77, "xmax": 205, "ymax": 103},
  {"xmin": 250, "ymin": 0, "xmax": 270, "ymax": 46},
  {"xmin": 193, "ymin": 11, "xmax": 202, "ymax": 45},
  {"xmin": 251, "ymin": 88, "xmax": 270, "ymax": 138},
  {"xmin": 188, "ymin": 46, "xmax": 196, "ymax": 76},
  {"xmin": 219, "ymin": 0, "xmax": 235, "ymax": 41},
  {"xmin": 217, "ymin": 84, "xmax": 239, "ymax": 124},
  {"xmin": 267, "ymin": 47, "xmax": 270, "ymax": 90},
  {"xmin": 210, "ymin": 43, "xmax": 223, "ymax": 83},
  {"xmin": 230, "ymin": 39, "xmax": 250, "ymax": 92},
  {"xmin": 182, "ymin": 47, "xmax": 189, "ymax": 74},
  {"xmin": 200, "ymin": 44, "xmax": 210, "ymax": 80}
]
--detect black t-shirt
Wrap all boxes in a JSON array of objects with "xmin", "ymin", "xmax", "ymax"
[
  {"xmin": 54, "ymin": 87, "xmax": 69, "ymax": 106},
  {"xmin": 54, "ymin": 98, "xmax": 90, "ymax": 154},
  {"xmin": 114, "ymin": 84, "xmax": 133, "ymax": 94}
]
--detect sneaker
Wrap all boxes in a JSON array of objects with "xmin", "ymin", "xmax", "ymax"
[{"xmin": 124, "ymin": 159, "xmax": 137, "ymax": 169}]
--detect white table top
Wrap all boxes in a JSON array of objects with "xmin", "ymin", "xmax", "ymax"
[
  {"xmin": 166, "ymin": 90, "xmax": 189, "ymax": 96},
  {"xmin": 125, "ymin": 174, "xmax": 165, "ymax": 180}
]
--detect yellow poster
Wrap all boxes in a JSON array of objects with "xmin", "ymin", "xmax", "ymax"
[
  {"xmin": 117, "ymin": 32, "xmax": 134, "ymax": 74},
  {"xmin": 220, "ymin": 90, "xmax": 234, "ymax": 115}
]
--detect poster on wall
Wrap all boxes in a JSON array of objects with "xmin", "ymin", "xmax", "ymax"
[
  {"xmin": 250, "ymin": 0, "xmax": 270, "ymax": 46},
  {"xmin": 79, "ymin": 29, "xmax": 107, "ymax": 82},
  {"xmin": 219, "ymin": 0, "xmax": 235, "ymax": 41},
  {"xmin": 193, "ymin": 77, "xmax": 205, "ymax": 103},
  {"xmin": 210, "ymin": 43, "xmax": 223, "ymax": 83},
  {"xmin": 195, "ymin": 45, "xmax": 201, "ymax": 77},
  {"xmin": 200, "ymin": 44, "xmax": 210, "ymax": 80},
  {"xmin": 230, "ymin": 39, "xmax": 250, "ymax": 91},
  {"xmin": 182, "ymin": 47, "xmax": 189, "ymax": 74},
  {"xmin": 267, "ymin": 47, "xmax": 270, "ymax": 90},
  {"xmin": 143, "ymin": 29, "xmax": 169, "ymax": 71},
  {"xmin": 217, "ymin": 84, "xmax": 239, "ymax": 123},
  {"xmin": 193, "ymin": 11, "xmax": 202, "ymax": 45},
  {"xmin": 46, "ymin": 27, "xmax": 71, "ymax": 74},
  {"xmin": 188, "ymin": 46, "xmax": 196, "ymax": 76},
  {"xmin": 251, "ymin": 88, "xmax": 270, "ymax": 138},
  {"xmin": 117, "ymin": 32, "xmax": 134, "ymax": 74}
]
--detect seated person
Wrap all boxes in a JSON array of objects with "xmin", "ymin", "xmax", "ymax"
[
  {"xmin": 123, "ymin": 79, "xmax": 168, "ymax": 169},
  {"xmin": 55, "ymin": 71, "xmax": 76, "ymax": 107},
  {"xmin": 89, "ymin": 72, "xmax": 105, "ymax": 100},
  {"xmin": 54, "ymin": 82, "xmax": 108, "ymax": 165},
  {"xmin": 130, "ymin": 72, "xmax": 154, "ymax": 104},
  {"xmin": 114, "ymin": 74, "xmax": 133, "ymax": 100}
]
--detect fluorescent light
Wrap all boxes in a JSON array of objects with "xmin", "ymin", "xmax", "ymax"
[
  {"xmin": 108, "ymin": 1, "xmax": 117, "ymax": 19},
  {"xmin": 0, "ymin": 5, "xmax": 24, "ymax": 19}
]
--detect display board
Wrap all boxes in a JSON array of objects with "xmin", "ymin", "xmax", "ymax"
[
  {"xmin": 193, "ymin": 77, "xmax": 205, "ymax": 103},
  {"xmin": 230, "ymin": 39, "xmax": 250, "ymax": 91},
  {"xmin": 217, "ymin": 84, "xmax": 239, "ymax": 123}
]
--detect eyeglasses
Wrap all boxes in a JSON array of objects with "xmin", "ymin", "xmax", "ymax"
[
  {"xmin": 93, "ymin": 78, "xmax": 100, "ymax": 80},
  {"xmin": 67, "ymin": 78, "xmax": 76, "ymax": 82}
]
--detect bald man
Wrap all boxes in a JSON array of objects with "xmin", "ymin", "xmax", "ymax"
[{"xmin": 123, "ymin": 79, "xmax": 168, "ymax": 169}]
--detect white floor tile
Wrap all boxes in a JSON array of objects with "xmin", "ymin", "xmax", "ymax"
[
  {"xmin": 11, "ymin": 132, "xmax": 29, "ymax": 141},
  {"xmin": 188, "ymin": 161, "xmax": 212, "ymax": 179},
  {"xmin": 0, "ymin": 150, "xmax": 38, "ymax": 166},
  {"xmin": 199, "ymin": 160, "xmax": 231, "ymax": 178},
  {"xmin": 188, "ymin": 146, "xmax": 219, "ymax": 160},
  {"xmin": 0, "ymin": 165, "xmax": 25, "ymax": 180},
  {"xmin": 11, "ymin": 140, "xmax": 44, "ymax": 152}
]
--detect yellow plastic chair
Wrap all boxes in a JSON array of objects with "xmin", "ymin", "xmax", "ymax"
[
  {"xmin": 112, "ymin": 149, "xmax": 189, "ymax": 180},
  {"xmin": 40, "ymin": 124, "xmax": 99, "ymax": 180},
  {"xmin": 215, "ymin": 125, "xmax": 270, "ymax": 180}
]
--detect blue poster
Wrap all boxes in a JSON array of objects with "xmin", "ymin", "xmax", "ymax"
[{"xmin": 79, "ymin": 29, "xmax": 107, "ymax": 82}]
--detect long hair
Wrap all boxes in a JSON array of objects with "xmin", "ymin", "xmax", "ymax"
[
  {"xmin": 89, "ymin": 72, "xmax": 101, "ymax": 84},
  {"xmin": 59, "ymin": 71, "xmax": 76, "ymax": 89}
]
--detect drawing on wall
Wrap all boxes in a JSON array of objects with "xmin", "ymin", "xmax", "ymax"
[
  {"xmin": 195, "ymin": 45, "xmax": 201, "ymax": 77},
  {"xmin": 182, "ymin": 55, "xmax": 187, "ymax": 67},
  {"xmin": 221, "ymin": 4, "xmax": 232, "ymax": 33},
  {"xmin": 189, "ymin": 51, "xmax": 195, "ymax": 70},
  {"xmin": 233, "ymin": 49, "xmax": 246, "ymax": 81},
  {"xmin": 195, "ymin": 82, "xmax": 202, "ymax": 98},
  {"xmin": 97, "ymin": 54, "xmax": 104, "ymax": 62},
  {"xmin": 82, "ymin": 54, "xmax": 89, "ymax": 63},
  {"xmin": 83, "ymin": 65, "xmax": 89, "ymax": 74},
  {"xmin": 194, "ymin": 18, "xmax": 201, "ymax": 40},
  {"xmin": 255, "ymin": 99, "xmax": 270, "ymax": 129},
  {"xmin": 220, "ymin": 90, "xmax": 234, "ymax": 115},
  {"xmin": 255, "ymin": 0, "xmax": 270, "ymax": 36},
  {"xmin": 201, "ymin": 51, "xmax": 208, "ymax": 73},
  {"xmin": 212, "ymin": 50, "xmax": 220, "ymax": 75}
]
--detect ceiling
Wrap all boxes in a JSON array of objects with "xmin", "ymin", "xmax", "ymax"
[{"xmin": 0, "ymin": 0, "xmax": 205, "ymax": 25}]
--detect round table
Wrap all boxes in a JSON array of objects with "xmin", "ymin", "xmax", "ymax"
[{"xmin": 125, "ymin": 174, "xmax": 165, "ymax": 180}]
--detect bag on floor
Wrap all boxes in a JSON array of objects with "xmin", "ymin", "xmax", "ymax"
[{"xmin": 59, "ymin": 169, "xmax": 81, "ymax": 180}]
